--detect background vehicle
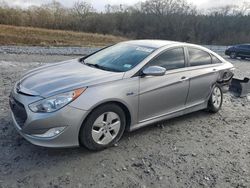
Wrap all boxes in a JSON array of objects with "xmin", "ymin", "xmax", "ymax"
[
  {"xmin": 10, "ymin": 40, "xmax": 234, "ymax": 150},
  {"xmin": 225, "ymin": 44, "xmax": 250, "ymax": 59}
]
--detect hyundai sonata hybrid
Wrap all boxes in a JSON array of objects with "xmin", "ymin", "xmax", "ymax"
[{"xmin": 9, "ymin": 40, "xmax": 234, "ymax": 150}]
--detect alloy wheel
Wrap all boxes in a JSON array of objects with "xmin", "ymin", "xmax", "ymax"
[
  {"xmin": 212, "ymin": 87, "xmax": 222, "ymax": 109},
  {"xmin": 91, "ymin": 112, "xmax": 121, "ymax": 145},
  {"xmin": 230, "ymin": 52, "xmax": 237, "ymax": 59}
]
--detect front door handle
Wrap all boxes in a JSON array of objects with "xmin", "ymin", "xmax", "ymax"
[{"xmin": 213, "ymin": 68, "xmax": 218, "ymax": 72}]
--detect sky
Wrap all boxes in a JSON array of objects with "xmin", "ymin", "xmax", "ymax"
[{"xmin": 0, "ymin": 0, "xmax": 247, "ymax": 11}]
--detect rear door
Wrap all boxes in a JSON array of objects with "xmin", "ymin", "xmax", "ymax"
[
  {"xmin": 138, "ymin": 47, "xmax": 190, "ymax": 122},
  {"xmin": 185, "ymin": 47, "xmax": 219, "ymax": 107}
]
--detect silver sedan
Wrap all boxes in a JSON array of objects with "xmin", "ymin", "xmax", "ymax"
[{"xmin": 9, "ymin": 40, "xmax": 234, "ymax": 150}]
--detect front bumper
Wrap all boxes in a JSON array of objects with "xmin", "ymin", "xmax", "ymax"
[
  {"xmin": 225, "ymin": 50, "xmax": 230, "ymax": 55},
  {"xmin": 10, "ymin": 88, "xmax": 88, "ymax": 148}
]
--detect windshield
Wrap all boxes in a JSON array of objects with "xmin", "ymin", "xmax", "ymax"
[{"xmin": 83, "ymin": 43, "xmax": 155, "ymax": 72}]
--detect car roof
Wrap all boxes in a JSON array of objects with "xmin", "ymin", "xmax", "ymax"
[
  {"xmin": 236, "ymin": 44, "xmax": 250, "ymax": 46},
  {"xmin": 121, "ymin": 40, "xmax": 225, "ymax": 61},
  {"xmin": 123, "ymin": 40, "xmax": 183, "ymax": 49}
]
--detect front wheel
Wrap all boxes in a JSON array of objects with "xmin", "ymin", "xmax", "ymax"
[
  {"xmin": 79, "ymin": 104, "xmax": 126, "ymax": 151},
  {"xmin": 230, "ymin": 52, "xmax": 237, "ymax": 59},
  {"xmin": 207, "ymin": 85, "xmax": 223, "ymax": 113}
]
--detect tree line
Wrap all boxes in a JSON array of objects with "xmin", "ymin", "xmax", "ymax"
[{"xmin": 0, "ymin": 0, "xmax": 250, "ymax": 45}]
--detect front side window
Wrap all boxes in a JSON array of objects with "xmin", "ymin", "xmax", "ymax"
[
  {"xmin": 188, "ymin": 48, "xmax": 212, "ymax": 66},
  {"xmin": 147, "ymin": 48, "xmax": 185, "ymax": 70},
  {"xmin": 83, "ymin": 43, "xmax": 155, "ymax": 72},
  {"xmin": 238, "ymin": 45, "xmax": 248, "ymax": 49}
]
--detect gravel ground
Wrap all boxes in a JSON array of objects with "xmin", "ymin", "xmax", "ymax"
[
  {"xmin": 0, "ymin": 45, "xmax": 227, "ymax": 56},
  {"xmin": 0, "ymin": 46, "xmax": 99, "ymax": 56},
  {"xmin": 0, "ymin": 53, "xmax": 81, "ymax": 63},
  {"xmin": 0, "ymin": 52, "xmax": 250, "ymax": 188}
]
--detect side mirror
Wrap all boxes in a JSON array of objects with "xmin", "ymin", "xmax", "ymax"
[{"xmin": 142, "ymin": 66, "xmax": 166, "ymax": 76}]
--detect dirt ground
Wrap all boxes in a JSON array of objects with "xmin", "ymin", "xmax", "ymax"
[{"xmin": 0, "ymin": 54, "xmax": 250, "ymax": 188}]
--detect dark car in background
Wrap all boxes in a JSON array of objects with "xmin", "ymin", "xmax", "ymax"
[{"xmin": 225, "ymin": 44, "xmax": 250, "ymax": 59}]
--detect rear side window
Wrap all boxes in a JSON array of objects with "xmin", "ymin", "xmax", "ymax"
[
  {"xmin": 239, "ymin": 45, "xmax": 248, "ymax": 49},
  {"xmin": 188, "ymin": 48, "xmax": 212, "ymax": 66},
  {"xmin": 148, "ymin": 48, "xmax": 185, "ymax": 70},
  {"xmin": 211, "ymin": 55, "xmax": 222, "ymax": 64}
]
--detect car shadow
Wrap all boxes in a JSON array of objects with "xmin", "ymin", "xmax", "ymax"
[{"xmin": 125, "ymin": 110, "xmax": 211, "ymax": 137}]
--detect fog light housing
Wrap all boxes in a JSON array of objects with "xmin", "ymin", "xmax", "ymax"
[{"xmin": 33, "ymin": 127, "xmax": 65, "ymax": 138}]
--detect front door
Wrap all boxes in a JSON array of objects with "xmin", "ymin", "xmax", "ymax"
[
  {"xmin": 138, "ymin": 47, "xmax": 189, "ymax": 122},
  {"xmin": 239, "ymin": 45, "xmax": 250, "ymax": 57}
]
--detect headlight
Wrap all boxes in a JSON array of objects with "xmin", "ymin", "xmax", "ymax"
[{"xmin": 29, "ymin": 88, "xmax": 86, "ymax": 113}]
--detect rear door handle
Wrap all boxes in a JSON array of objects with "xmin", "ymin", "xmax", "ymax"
[
  {"xmin": 213, "ymin": 68, "xmax": 218, "ymax": 72},
  {"xmin": 181, "ymin": 76, "xmax": 189, "ymax": 81}
]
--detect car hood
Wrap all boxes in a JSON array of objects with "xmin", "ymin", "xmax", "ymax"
[{"xmin": 18, "ymin": 59, "xmax": 124, "ymax": 98}]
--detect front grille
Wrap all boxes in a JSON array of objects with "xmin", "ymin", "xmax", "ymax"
[{"xmin": 9, "ymin": 96, "xmax": 27, "ymax": 128}]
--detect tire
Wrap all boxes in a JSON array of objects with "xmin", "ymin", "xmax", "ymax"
[
  {"xmin": 241, "ymin": 57, "xmax": 246, "ymax": 60},
  {"xmin": 207, "ymin": 85, "xmax": 223, "ymax": 113},
  {"xmin": 79, "ymin": 104, "xmax": 126, "ymax": 151},
  {"xmin": 230, "ymin": 52, "xmax": 237, "ymax": 59}
]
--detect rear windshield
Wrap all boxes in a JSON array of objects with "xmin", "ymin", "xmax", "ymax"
[{"xmin": 84, "ymin": 43, "xmax": 155, "ymax": 72}]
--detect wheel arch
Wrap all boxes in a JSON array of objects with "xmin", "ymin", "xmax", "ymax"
[
  {"xmin": 205, "ymin": 81, "xmax": 221, "ymax": 102},
  {"xmin": 79, "ymin": 100, "xmax": 132, "ymax": 134}
]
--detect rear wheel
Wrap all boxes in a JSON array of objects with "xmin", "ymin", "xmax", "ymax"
[
  {"xmin": 230, "ymin": 52, "xmax": 237, "ymax": 59},
  {"xmin": 79, "ymin": 104, "xmax": 126, "ymax": 151},
  {"xmin": 207, "ymin": 85, "xmax": 223, "ymax": 113}
]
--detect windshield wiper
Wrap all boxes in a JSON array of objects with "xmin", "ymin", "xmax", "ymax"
[
  {"xmin": 84, "ymin": 62, "xmax": 106, "ymax": 70},
  {"xmin": 83, "ymin": 62, "xmax": 121, "ymax": 72},
  {"xmin": 84, "ymin": 62, "xmax": 98, "ymax": 68}
]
